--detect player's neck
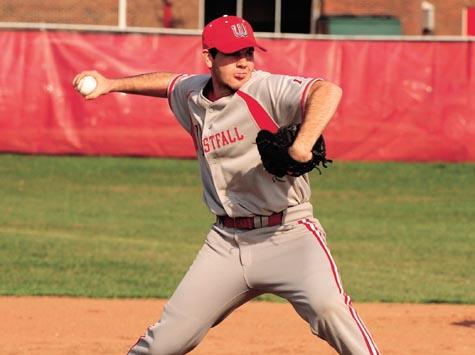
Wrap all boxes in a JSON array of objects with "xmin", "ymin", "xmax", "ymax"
[{"xmin": 204, "ymin": 79, "xmax": 235, "ymax": 102}]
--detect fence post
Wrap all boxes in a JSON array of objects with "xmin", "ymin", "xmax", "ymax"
[{"xmin": 118, "ymin": 0, "xmax": 127, "ymax": 29}]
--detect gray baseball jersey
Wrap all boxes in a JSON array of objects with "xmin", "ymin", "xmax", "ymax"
[
  {"xmin": 168, "ymin": 70, "xmax": 318, "ymax": 217},
  {"xmin": 128, "ymin": 70, "xmax": 380, "ymax": 355}
]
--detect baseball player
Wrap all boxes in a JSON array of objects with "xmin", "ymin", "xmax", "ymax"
[{"xmin": 73, "ymin": 15, "xmax": 379, "ymax": 355}]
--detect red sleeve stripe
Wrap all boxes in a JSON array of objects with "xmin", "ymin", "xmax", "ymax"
[
  {"xmin": 188, "ymin": 117, "xmax": 198, "ymax": 151},
  {"xmin": 300, "ymin": 78, "xmax": 322, "ymax": 116},
  {"xmin": 167, "ymin": 74, "xmax": 186, "ymax": 111},
  {"xmin": 186, "ymin": 91, "xmax": 198, "ymax": 150},
  {"xmin": 236, "ymin": 90, "xmax": 279, "ymax": 133}
]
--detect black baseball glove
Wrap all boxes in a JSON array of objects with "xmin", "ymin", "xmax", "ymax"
[{"xmin": 256, "ymin": 124, "xmax": 332, "ymax": 178}]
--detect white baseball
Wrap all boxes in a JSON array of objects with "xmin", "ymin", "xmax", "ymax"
[{"xmin": 77, "ymin": 75, "xmax": 97, "ymax": 95}]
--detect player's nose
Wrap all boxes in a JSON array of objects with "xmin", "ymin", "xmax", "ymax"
[{"xmin": 236, "ymin": 56, "xmax": 248, "ymax": 68}]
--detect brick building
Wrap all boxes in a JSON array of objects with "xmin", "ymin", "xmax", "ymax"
[
  {"xmin": 322, "ymin": 0, "xmax": 475, "ymax": 35},
  {"xmin": 1, "ymin": 0, "xmax": 475, "ymax": 36}
]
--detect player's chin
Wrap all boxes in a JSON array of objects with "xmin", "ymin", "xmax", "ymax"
[{"xmin": 229, "ymin": 75, "xmax": 251, "ymax": 90}]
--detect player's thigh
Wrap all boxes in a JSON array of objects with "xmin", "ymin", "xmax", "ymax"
[
  {"xmin": 268, "ymin": 218, "xmax": 346, "ymax": 317},
  {"xmin": 166, "ymin": 228, "xmax": 254, "ymax": 325}
]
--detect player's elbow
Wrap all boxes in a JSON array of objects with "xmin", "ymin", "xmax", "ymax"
[
  {"xmin": 311, "ymin": 80, "xmax": 342, "ymax": 100},
  {"xmin": 320, "ymin": 80, "xmax": 343, "ymax": 100},
  {"xmin": 330, "ymin": 82, "xmax": 343, "ymax": 99},
  {"xmin": 310, "ymin": 80, "xmax": 343, "ymax": 110}
]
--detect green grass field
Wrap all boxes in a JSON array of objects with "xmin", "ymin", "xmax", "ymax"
[{"xmin": 0, "ymin": 154, "xmax": 474, "ymax": 303}]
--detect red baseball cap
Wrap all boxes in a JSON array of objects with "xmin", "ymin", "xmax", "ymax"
[{"xmin": 202, "ymin": 15, "xmax": 266, "ymax": 54}]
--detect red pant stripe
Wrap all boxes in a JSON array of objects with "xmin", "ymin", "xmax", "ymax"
[
  {"xmin": 345, "ymin": 294, "xmax": 380, "ymax": 355},
  {"xmin": 299, "ymin": 219, "xmax": 379, "ymax": 355},
  {"xmin": 299, "ymin": 219, "xmax": 343, "ymax": 294}
]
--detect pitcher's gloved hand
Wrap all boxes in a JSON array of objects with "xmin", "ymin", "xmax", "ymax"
[{"xmin": 256, "ymin": 124, "xmax": 332, "ymax": 178}]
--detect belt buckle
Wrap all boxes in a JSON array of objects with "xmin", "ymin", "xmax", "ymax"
[
  {"xmin": 253, "ymin": 216, "xmax": 260, "ymax": 229},
  {"xmin": 253, "ymin": 216, "xmax": 269, "ymax": 228},
  {"xmin": 219, "ymin": 212, "xmax": 283, "ymax": 229}
]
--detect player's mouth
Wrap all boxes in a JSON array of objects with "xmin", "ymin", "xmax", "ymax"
[{"xmin": 234, "ymin": 72, "xmax": 248, "ymax": 80}]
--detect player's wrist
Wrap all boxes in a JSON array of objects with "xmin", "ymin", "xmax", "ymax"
[
  {"xmin": 288, "ymin": 144, "xmax": 312, "ymax": 163},
  {"xmin": 109, "ymin": 77, "xmax": 129, "ymax": 93}
]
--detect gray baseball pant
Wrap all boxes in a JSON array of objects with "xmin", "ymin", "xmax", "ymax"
[{"xmin": 128, "ymin": 203, "xmax": 379, "ymax": 355}]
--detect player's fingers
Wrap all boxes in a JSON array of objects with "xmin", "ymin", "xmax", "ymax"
[
  {"xmin": 72, "ymin": 72, "xmax": 88, "ymax": 86},
  {"xmin": 84, "ymin": 92, "xmax": 99, "ymax": 100},
  {"xmin": 72, "ymin": 70, "xmax": 99, "ymax": 86},
  {"xmin": 72, "ymin": 75, "xmax": 81, "ymax": 87},
  {"xmin": 84, "ymin": 82, "xmax": 109, "ymax": 100}
]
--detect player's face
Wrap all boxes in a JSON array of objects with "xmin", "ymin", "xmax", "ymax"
[{"xmin": 205, "ymin": 47, "xmax": 255, "ymax": 93}]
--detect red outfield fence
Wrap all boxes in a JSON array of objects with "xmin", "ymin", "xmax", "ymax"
[{"xmin": 0, "ymin": 30, "xmax": 474, "ymax": 161}]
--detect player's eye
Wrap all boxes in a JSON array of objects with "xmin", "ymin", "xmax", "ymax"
[{"xmin": 228, "ymin": 48, "xmax": 254, "ymax": 59}]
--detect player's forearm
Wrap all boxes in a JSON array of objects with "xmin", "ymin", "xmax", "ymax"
[
  {"xmin": 290, "ymin": 80, "xmax": 342, "ymax": 160},
  {"xmin": 73, "ymin": 70, "xmax": 176, "ymax": 100},
  {"xmin": 108, "ymin": 72, "xmax": 176, "ymax": 98}
]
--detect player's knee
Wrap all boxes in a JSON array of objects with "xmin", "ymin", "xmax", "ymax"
[
  {"xmin": 128, "ymin": 334, "xmax": 198, "ymax": 355},
  {"xmin": 309, "ymin": 294, "xmax": 344, "ymax": 321},
  {"xmin": 303, "ymin": 296, "xmax": 345, "ymax": 339},
  {"xmin": 131, "ymin": 303, "xmax": 209, "ymax": 355},
  {"xmin": 147, "ymin": 322, "xmax": 205, "ymax": 355},
  {"xmin": 148, "ymin": 337, "xmax": 199, "ymax": 355},
  {"xmin": 128, "ymin": 326, "xmax": 195, "ymax": 355}
]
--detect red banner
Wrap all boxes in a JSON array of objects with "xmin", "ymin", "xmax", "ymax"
[{"xmin": 0, "ymin": 30, "xmax": 474, "ymax": 161}]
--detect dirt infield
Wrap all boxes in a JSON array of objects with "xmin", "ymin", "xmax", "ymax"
[{"xmin": 0, "ymin": 297, "xmax": 474, "ymax": 354}]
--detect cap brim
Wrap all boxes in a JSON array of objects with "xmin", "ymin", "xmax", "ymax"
[
  {"xmin": 214, "ymin": 39, "xmax": 267, "ymax": 54},
  {"xmin": 256, "ymin": 44, "xmax": 267, "ymax": 52}
]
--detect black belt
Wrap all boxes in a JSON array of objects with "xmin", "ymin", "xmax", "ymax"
[{"xmin": 217, "ymin": 212, "xmax": 283, "ymax": 230}]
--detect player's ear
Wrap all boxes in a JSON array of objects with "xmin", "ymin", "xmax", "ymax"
[{"xmin": 203, "ymin": 49, "xmax": 213, "ymax": 69}]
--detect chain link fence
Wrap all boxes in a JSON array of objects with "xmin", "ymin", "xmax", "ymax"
[{"xmin": 0, "ymin": 0, "xmax": 199, "ymax": 29}]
